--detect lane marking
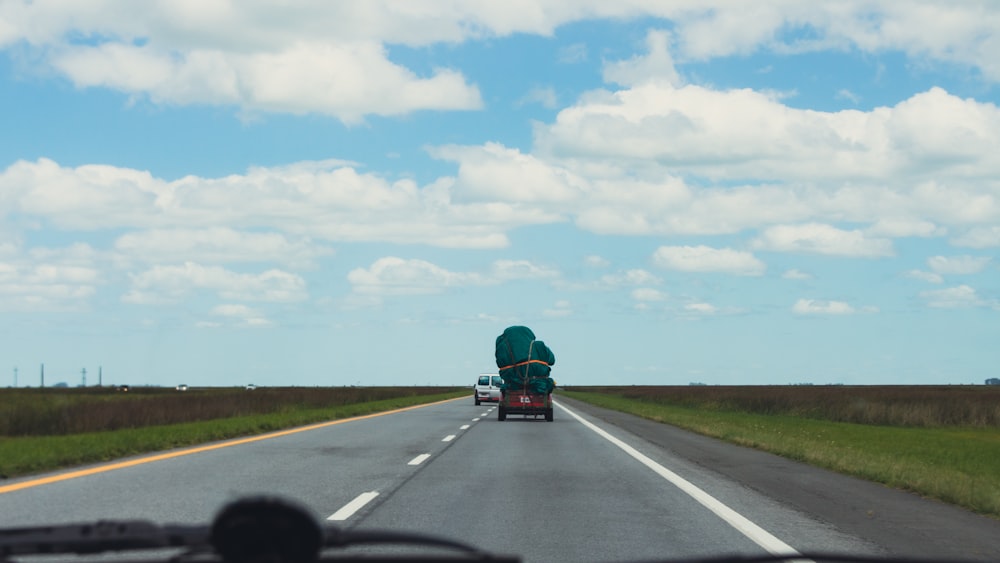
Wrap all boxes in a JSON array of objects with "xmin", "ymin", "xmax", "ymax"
[
  {"xmin": 480, "ymin": 412, "xmax": 489, "ymax": 417},
  {"xmin": 556, "ymin": 401, "xmax": 800, "ymax": 557},
  {"xmin": 0, "ymin": 397, "xmax": 465, "ymax": 495},
  {"xmin": 460, "ymin": 425, "xmax": 470, "ymax": 430},
  {"xmin": 327, "ymin": 491, "xmax": 379, "ymax": 521},
  {"xmin": 472, "ymin": 418, "xmax": 481, "ymax": 422},
  {"xmin": 408, "ymin": 453, "xmax": 431, "ymax": 466},
  {"xmin": 442, "ymin": 435, "xmax": 456, "ymax": 442}
]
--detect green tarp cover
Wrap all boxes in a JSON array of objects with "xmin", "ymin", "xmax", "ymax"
[{"xmin": 495, "ymin": 326, "xmax": 555, "ymax": 394}]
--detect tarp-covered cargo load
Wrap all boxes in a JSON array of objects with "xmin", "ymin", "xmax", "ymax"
[{"xmin": 495, "ymin": 325, "xmax": 555, "ymax": 395}]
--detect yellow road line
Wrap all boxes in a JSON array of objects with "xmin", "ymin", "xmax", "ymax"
[{"xmin": 0, "ymin": 397, "xmax": 463, "ymax": 495}]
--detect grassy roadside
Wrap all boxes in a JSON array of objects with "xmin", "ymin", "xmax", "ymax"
[
  {"xmin": 560, "ymin": 390, "xmax": 1000, "ymax": 518},
  {"xmin": 0, "ymin": 391, "xmax": 467, "ymax": 479}
]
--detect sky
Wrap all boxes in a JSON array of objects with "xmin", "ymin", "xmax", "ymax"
[{"xmin": 1, "ymin": 1, "xmax": 998, "ymax": 388}]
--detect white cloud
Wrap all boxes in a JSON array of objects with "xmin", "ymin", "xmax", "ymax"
[
  {"xmin": 752, "ymin": 224, "xmax": 894, "ymax": 257},
  {"xmin": 782, "ymin": 269, "xmax": 813, "ymax": 280},
  {"xmin": 631, "ymin": 288, "xmax": 666, "ymax": 302},
  {"xmin": 652, "ymin": 245, "xmax": 765, "ymax": 276},
  {"xmin": 920, "ymin": 285, "xmax": 997, "ymax": 309},
  {"xmin": 866, "ymin": 218, "xmax": 945, "ymax": 238},
  {"xmin": 0, "ymin": 158, "xmax": 546, "ymax": 249},
  {"xmin": 927, "ymin": 255, "xmax": 992, "ymax": 275},
  {"xmin": 584, "ymin": 255, "xmax": 610, "ymax": 268},
  {"xmin": 599, "ymin": 269, "xmax": 661, "ymax": 288},
  {"xmin": 114, "ymin": 228, "xmax": 333, "ymax": 268},
  {"xmin": 430, "ymin": 143, "xmax": 584, "ymax": 204},
  {"xmin": 5, "ymin": 2, "xmax": 1000, "ymax": 126},
  {"xmin": 346, "ymin": 257, "xmax": 557, "ymax": 297},
  {"xmin": 517, "ymin": 86, "xmax": 558, "ymax": 109},
  {"xmin": 684, "ymin": 302, "xmax": 718, "ymax": 314},
  {"xmin": 347, "ymin": 257, "xmax": 479, "ymax": 296},
  {"xmin": 49, "ymin": 40, "xmax": 481, "ymax": 124},
  {"xmin": 558, "ymin": 43, "xmax": 588, "ymax": 64},
  {"xmin": 123, "ymin": 262, "xmax": 307, "ymax": 304},
  {"xmin": 543, "ymin": 300, "xmax": 573, "ymax": 318},
  {"xmin": 793, "ymin": 299, "xmax": 856, "ymax": 315},
  {"xmin": 540, "ymin": 84, "xmax": 1000, "ymax": 185},
  {"xmin": 528, "ymin": 85, "xmax": 1000, "ymax": 241},
  {"xmin": 951, "ymin": 226, "xmax": 1000, "ymax": 248},
  {"xmin": 0, "ymin": 244, "xmax": 101, "ymax": 312},
  {"xmin": 491, "ymin": 260, "xmax": 560, "ymax": 281},
  {"xmin": 603, "ymin": 29, "xmax": 681, "ymax": 87},
  {"xmin": 206, "ymin": 304, "xmax": 272, "ymax": 328},
  {"xmin": 836, "ymin": 89, "xmax": 860, "ymax": 104},
  {"xmin": 905, "ymin": 270, "xmax": 944, "ymax": 284}
]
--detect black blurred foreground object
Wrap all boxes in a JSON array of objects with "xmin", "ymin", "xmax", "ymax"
[{"xmin": 0, "ymin": 495, "xmax": 985, "ymax": 562}]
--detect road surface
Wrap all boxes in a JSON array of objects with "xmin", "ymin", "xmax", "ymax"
[{"xmin": 0, "ymin": 395, "xmax": 998, "ymax": 562}]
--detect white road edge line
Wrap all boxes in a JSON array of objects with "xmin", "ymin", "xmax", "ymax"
[
  {"xmin": 460, "ymin": 425, "xmax": 470, "ymax": 430},
  {"xmin": 408, "ymin": 453, "xmax": 431, "ymax": 466},
  {"xmin": 442, "ymin": 435, "xmax": 456, "ymax": 442},
  {"xmin": 555, "ymin": 401, "xmax": 801, "ymax": 557},
  {"xmin": 327, "ymin": 491, "xmax": 379, "ymax": 521}
]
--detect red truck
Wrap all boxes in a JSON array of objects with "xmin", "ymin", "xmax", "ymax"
[{"xmin": 497, "ymin": 388, "xmax": 553, "ymax": 422}]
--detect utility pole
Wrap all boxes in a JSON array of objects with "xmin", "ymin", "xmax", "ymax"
[
  {"xmin": 40, "ymin": 363, "xmax": 45, "ymax": 388},
  {"xmin": 81, "ymin": 367, "xmax": 87, "ymax": 387},
  {"xmin": 99, "ymin": 366, "xmax": 103, "ymax": 387},
  {"xmin": 12, "ymin": 366, "xmax": 16, "ymax": 388}
]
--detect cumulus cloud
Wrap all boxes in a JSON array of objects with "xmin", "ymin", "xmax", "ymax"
[
  {"xmin": 752, "ymin": 224, "xmax": 894, "ymax": 257},
  {"xmin": 782, "ymin": 269, "xmax": 813, "ymax": 280},
  {"xmin": 603, "ymin": 29, "xmax": 681, "ymax": 87},
  {"xmin": 528, "ymin": 85, "xmax": 1000, "ymax": 241},
  {"xmin": 516, "ymin": 86, "xmax": 559, "ymax": 109},
  {"xmin": 204, "ymin": 304, "xmax": 272, "ymax": 328},
  {"xmin": 346, "ymin": 256, "xmax": 558, "ymax": 297},
  {"xmin": 538, "ymin": 84, "xmax": 1000, "ymax": 186},
  {"xmin": 347, "ymin": 257, "xmax": 478, "ymax": 296},
  {"xmin": 600, "ymin": 269, "xmax": 661, "ymax": 288},
  {"xmin": 584, "ymin": 255, "xmax": 610, "ymax": 268},
  {"xmin": 491, "ymin": 260, "xmax": 560, "ymax": 281},
  {"xmin": 430, "ymin": 143, "xmax": 585, "ymax": 204},
  {"xmin": 114, "ymin": 228, "xmax": 333, "ymax": 268},
  {"xmin": 0, "ymin": 244, "xmax": 102, "ymax": 312},
  {"xmin": 920, "ymin": 285, "xmax": 997, "ymax": 309},
  {"xmin": 792, "ymin": 299, "xmax": 856, "ymax": 315},
  {"xmin": 905, "ymin": 270, "xmax": 944, "ymax": 284},
  {"xmin": 543, "ymin": 300, "xmax": 573, "ymax": 318},
  {"xmin": 951, "ymin": 226, "xmax": 1000, "ymax": 248},
  {"xmin": 684, "ymin": 302, "xmax": 718, "ymax": 314},
  {"xmin": 652, "ymin": 245, "xmax": 766, "ymax": 276},
  {"xmin": 123, "ymin": 262, "xmax": 307, "ymax": 304},
  {"xmin": 4, "ymin": 3, "xmax": 999, "ymax": 123},
  {"xmin": 0, "ymin": 158, "xmax": 550, "ymax": 249},
  {"xmin": 927, "ymin": 255, "xmax": 992, "ymax": 275},
  {"xmin": 631, "ymin": 288, "xmax": 666, "ymax": 302}
]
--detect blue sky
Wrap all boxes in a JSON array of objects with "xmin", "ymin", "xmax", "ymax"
[{"xmin": 1, "ymin": 2, "xmax": 998, "ymax": 388}]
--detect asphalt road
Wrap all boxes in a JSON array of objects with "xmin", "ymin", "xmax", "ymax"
[{"xmin": 1, "ymin": 396, "xmax": 998, "ymax": 562}]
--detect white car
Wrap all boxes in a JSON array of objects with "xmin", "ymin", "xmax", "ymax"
[{"xmin": 474, "ymin": 374, "xmax": 503, "ymax": 405}]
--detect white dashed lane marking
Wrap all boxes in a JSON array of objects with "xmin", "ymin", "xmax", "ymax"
[
  {"xmin": 327, "ymin": 491, "xmax": 379, "ymax": 521},
  {"xmin": 408, "ymin": 453, "xmax": 431, "ymax": 466}
]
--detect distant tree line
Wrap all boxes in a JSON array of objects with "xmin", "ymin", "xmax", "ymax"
[{"xmin": 987, "ymin": 378, "xmax": 1000, "ymax": 386}]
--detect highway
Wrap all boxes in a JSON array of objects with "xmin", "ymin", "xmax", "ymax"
[{"xmin": 1, "ymin": 396, "xmax": 999, "ymax": 562}]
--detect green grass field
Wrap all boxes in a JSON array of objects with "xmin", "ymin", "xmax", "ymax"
[
  {"xmin": 0, "ymin": 386, "xmax": 467, "ymax": 478},
  {"xmin": 560, "ymin": 387, "xmax": 1000, "ymax": 518}
]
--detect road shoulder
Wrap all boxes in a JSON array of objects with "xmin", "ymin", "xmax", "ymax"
[{"xmin": 558, "ymin": 395, "xmax": 1000, "ymax": 561}]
